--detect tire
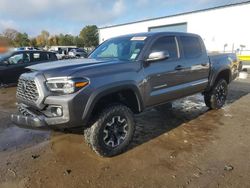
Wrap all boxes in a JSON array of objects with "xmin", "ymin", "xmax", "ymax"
[
  {"xmin": 84, "ymin": 104, "xmax": 135, "ymax": 157},
  {"xmin": 204, "ymin": 94, "xmax": 211, "ymax": 108},
  {"xmin": 204, "ymin": 79, "xmax": 228, "ymax": 109}
]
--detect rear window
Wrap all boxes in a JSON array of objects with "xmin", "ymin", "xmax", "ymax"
[
  {"xmin": 180, "ymin": 36, "xmax": 202, "ymax": 58},
  {"xmin": 32, "ymin": 52, "xmax": 42, "ymax": 62},
  {"xmin": 32, "ymin": 52, "xmax": 47, "ymax": 62}
]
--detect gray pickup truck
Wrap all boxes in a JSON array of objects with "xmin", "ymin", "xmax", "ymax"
[{"xmin": 11, "ymin": 32, "xmax": 236, "ymax": 156}]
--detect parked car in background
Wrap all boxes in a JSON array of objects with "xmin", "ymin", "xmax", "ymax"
[
  {"xmin": 0, "ymin": 50, "xmax": 57, "ymax": 86},
  {"xmin": 11, "ymin": 32, "xmax": 236, "ymax": 157},
  {"xmin": 69, "ymin": 48, "xmax": 88, "ymax": 58},
  {"xmin": 52, "ymin": 51, "xmax": 65, "ymax": 60},
  {"xmin": 15, "ymin": 47, "xmax": 40, "ymax": 51},
  {"xmin": 49, "ymin": 46, "xmax": 77, "ymax": 60}
]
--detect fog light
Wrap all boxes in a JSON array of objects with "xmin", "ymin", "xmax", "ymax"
[
  {"xmin": 51, "ymin": 106, "xmax": 63, "ymax": 117},
  {"xmin": 56, "ymin": 107, "xmax": 63, "ymax": 116}
]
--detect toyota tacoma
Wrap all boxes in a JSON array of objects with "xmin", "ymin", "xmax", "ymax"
[{"xmin": 11, "ymin": 32, "xmax": 236, "ymax": 156}]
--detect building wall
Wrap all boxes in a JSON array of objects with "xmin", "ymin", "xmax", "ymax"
[{"xmin": 99, "ymin": 3, "xmax": 250, "ymax": 52}]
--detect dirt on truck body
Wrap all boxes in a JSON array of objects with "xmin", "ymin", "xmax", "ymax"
[{"xmin": 0, "ymin": 74, "xmax": 250, "ymax": 188}]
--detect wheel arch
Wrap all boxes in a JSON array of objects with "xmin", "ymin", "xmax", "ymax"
[
  {"xmin": 82, "ymin": 83, "xmax": 144, "ymax": 125},
  {"xmin": 208, "ymin": 67, "xmax": 232, "ymax": 91}
]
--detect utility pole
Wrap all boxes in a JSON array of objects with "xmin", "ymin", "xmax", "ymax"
[{"xmin": 224, "ymin": 43, "xmax": 228, "ymax": 52}]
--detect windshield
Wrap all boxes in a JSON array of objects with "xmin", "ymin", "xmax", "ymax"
[
  {"xmin": 89, "ymin": 36, "xmax": 146, "ymax": 61},
  {"xmin": 0, "ymin": 52, "xmax": 11, "ymax": 61}
]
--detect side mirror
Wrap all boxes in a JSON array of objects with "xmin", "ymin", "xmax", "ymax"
[
  {"xmin": 2, "ymin": 60, "xmax": 9, "ymax": 65},
  {"xmin": 146, "ymin": 51, "xmax": 170, "ymax": 62}
]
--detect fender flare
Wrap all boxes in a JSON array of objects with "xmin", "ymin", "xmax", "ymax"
[
  {"xmin": 82, "ymin": 82, "xmax": 144, "ymax": 125},
  {"xmin": 208, "ymin": 67, "xmax": 232, "ymax": 91}
]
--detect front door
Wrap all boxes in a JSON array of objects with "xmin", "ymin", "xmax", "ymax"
[
  {"xmin": 143, "ymin": 36, "xmax": 186, "ymax": 107},
  {"xmin": 1, "ymin": 52, "xmax": 31, "ymax": 84}
]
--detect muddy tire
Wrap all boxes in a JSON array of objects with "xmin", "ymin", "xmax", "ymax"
[
  {"xmin": 204, "ymin": 94, "xmax": 211, "ymax": 108},
  {"xmin": 204, "ymin": 79, "xmax": 228, "ymax": 109},
  {"xmin": 84, "ymin": 104, "xmax": 135, "ymax": 157}
]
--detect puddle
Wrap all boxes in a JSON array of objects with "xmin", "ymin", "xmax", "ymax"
[
  {"xmin": 239, "ymin": 71, "xmax": 248, "ymax": 79},
  {"xmin": 0, "ymin": 126, "xmax": 50, "ymax": 152},
  {"xmin": 0, "ymin": 87, "xmax": 51, "ymax": 152}
]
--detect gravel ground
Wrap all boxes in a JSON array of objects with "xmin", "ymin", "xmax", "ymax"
[{"xmin": 0, "ymin": 74, "xmax": 249, "ymax": 188}]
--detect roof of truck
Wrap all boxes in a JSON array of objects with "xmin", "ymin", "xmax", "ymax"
[{"xmin": 111, "ymin": 32, "xmax": 199, "ymax": 39}]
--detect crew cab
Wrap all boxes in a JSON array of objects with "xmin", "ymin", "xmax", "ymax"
[{"xmin": 11, "ymin": 32, "xmax": 236, "ymax": 157}]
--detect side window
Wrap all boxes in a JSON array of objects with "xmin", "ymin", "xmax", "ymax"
[
  {"xmin": 129, "ymin": 41, "xmax": 144, "ymax": 60},
  {"xmin": 23, "ymin": 53, "xmax": 31, "ymax": 63},
  {"xmin": 40, "ymin": 52, "xmax": 48, "ymax": 61},
  {"xmin": 32, "ymin": 53, "xmax": 41, "ymax": 62},
  {"xmin": 150, "ymin": 36, "xmax": 178, "ymax": 59},
  {"xmin": 8, "ymin": 53, "xmax": 24, "ymax": 65},
  {"xmin": 32, "ymin": 52, "xmax": 47, "ymax": 62},
  {"xmin": 47, "ymin": 53, "xmax": 57, "ymax": 61},
  {"xmin": 8, "ymin": 53, "xmax": 30, "ymax": 64},
  {"xmin": 180, "ymin": 36, "xmax": 202, "ymax": 58}
]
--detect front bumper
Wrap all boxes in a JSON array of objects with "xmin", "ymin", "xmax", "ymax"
[
  {"xmin": 11, "ymin": 114, "xmax": 48, "ymax": 129},
  {"xmin": 11, "ymin": 89, "xmax": 91, "ymax": 129},
  {"xmin": 11, "ymin": 109, "xmax": 79, "ymax": 130},
  {"xmin": 13, "ymin": 72, "xmax": 92, "ymax": 129}
]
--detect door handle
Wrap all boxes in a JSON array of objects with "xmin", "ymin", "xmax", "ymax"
[{"xmin": 175, "ymin": 65, "xmax": 184, "ymax": 71}]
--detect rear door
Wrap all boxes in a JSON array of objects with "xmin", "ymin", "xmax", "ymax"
[
  {"xmin": 47, "ymin": 52, "xmax": 58, "ymax": 61},
  {"xmin": 178, "ymin": 36, "xmax": 210, "ymax": 92},
  {"xmin": 144, "ymin": 35, "xmax": 187, "ymax": 107},
  {"xmin": 31, "ymin": 51, "xmax": 48, "ymax": 64}
]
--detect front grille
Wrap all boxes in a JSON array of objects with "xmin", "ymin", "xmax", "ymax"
[{"xmin": 17, "ymin": 78, "xmax": 39, "ymax": 102}]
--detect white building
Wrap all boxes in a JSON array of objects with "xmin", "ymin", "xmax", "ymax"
[{"xmin": 99, "ymin": 1, "xmax": 250, "ymax": 53}]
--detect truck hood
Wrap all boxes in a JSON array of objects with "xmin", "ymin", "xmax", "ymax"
[{"xmin": 27, "ymin": 58, "xmax": 123, "ymax": 78}]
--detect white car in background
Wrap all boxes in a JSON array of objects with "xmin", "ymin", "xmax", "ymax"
[{"xmin": 68, "ymin": 48, "xmax": 88, "ymax": 58}]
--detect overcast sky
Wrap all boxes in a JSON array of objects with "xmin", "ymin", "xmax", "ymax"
[{"xmin": 0, "ymin": 0, "xmax": 246, "ymax": 36}]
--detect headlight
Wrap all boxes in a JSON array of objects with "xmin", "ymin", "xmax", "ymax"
[{"xmin": 46, "ymin": 77, "xmax": 89, "ymax": 94}]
